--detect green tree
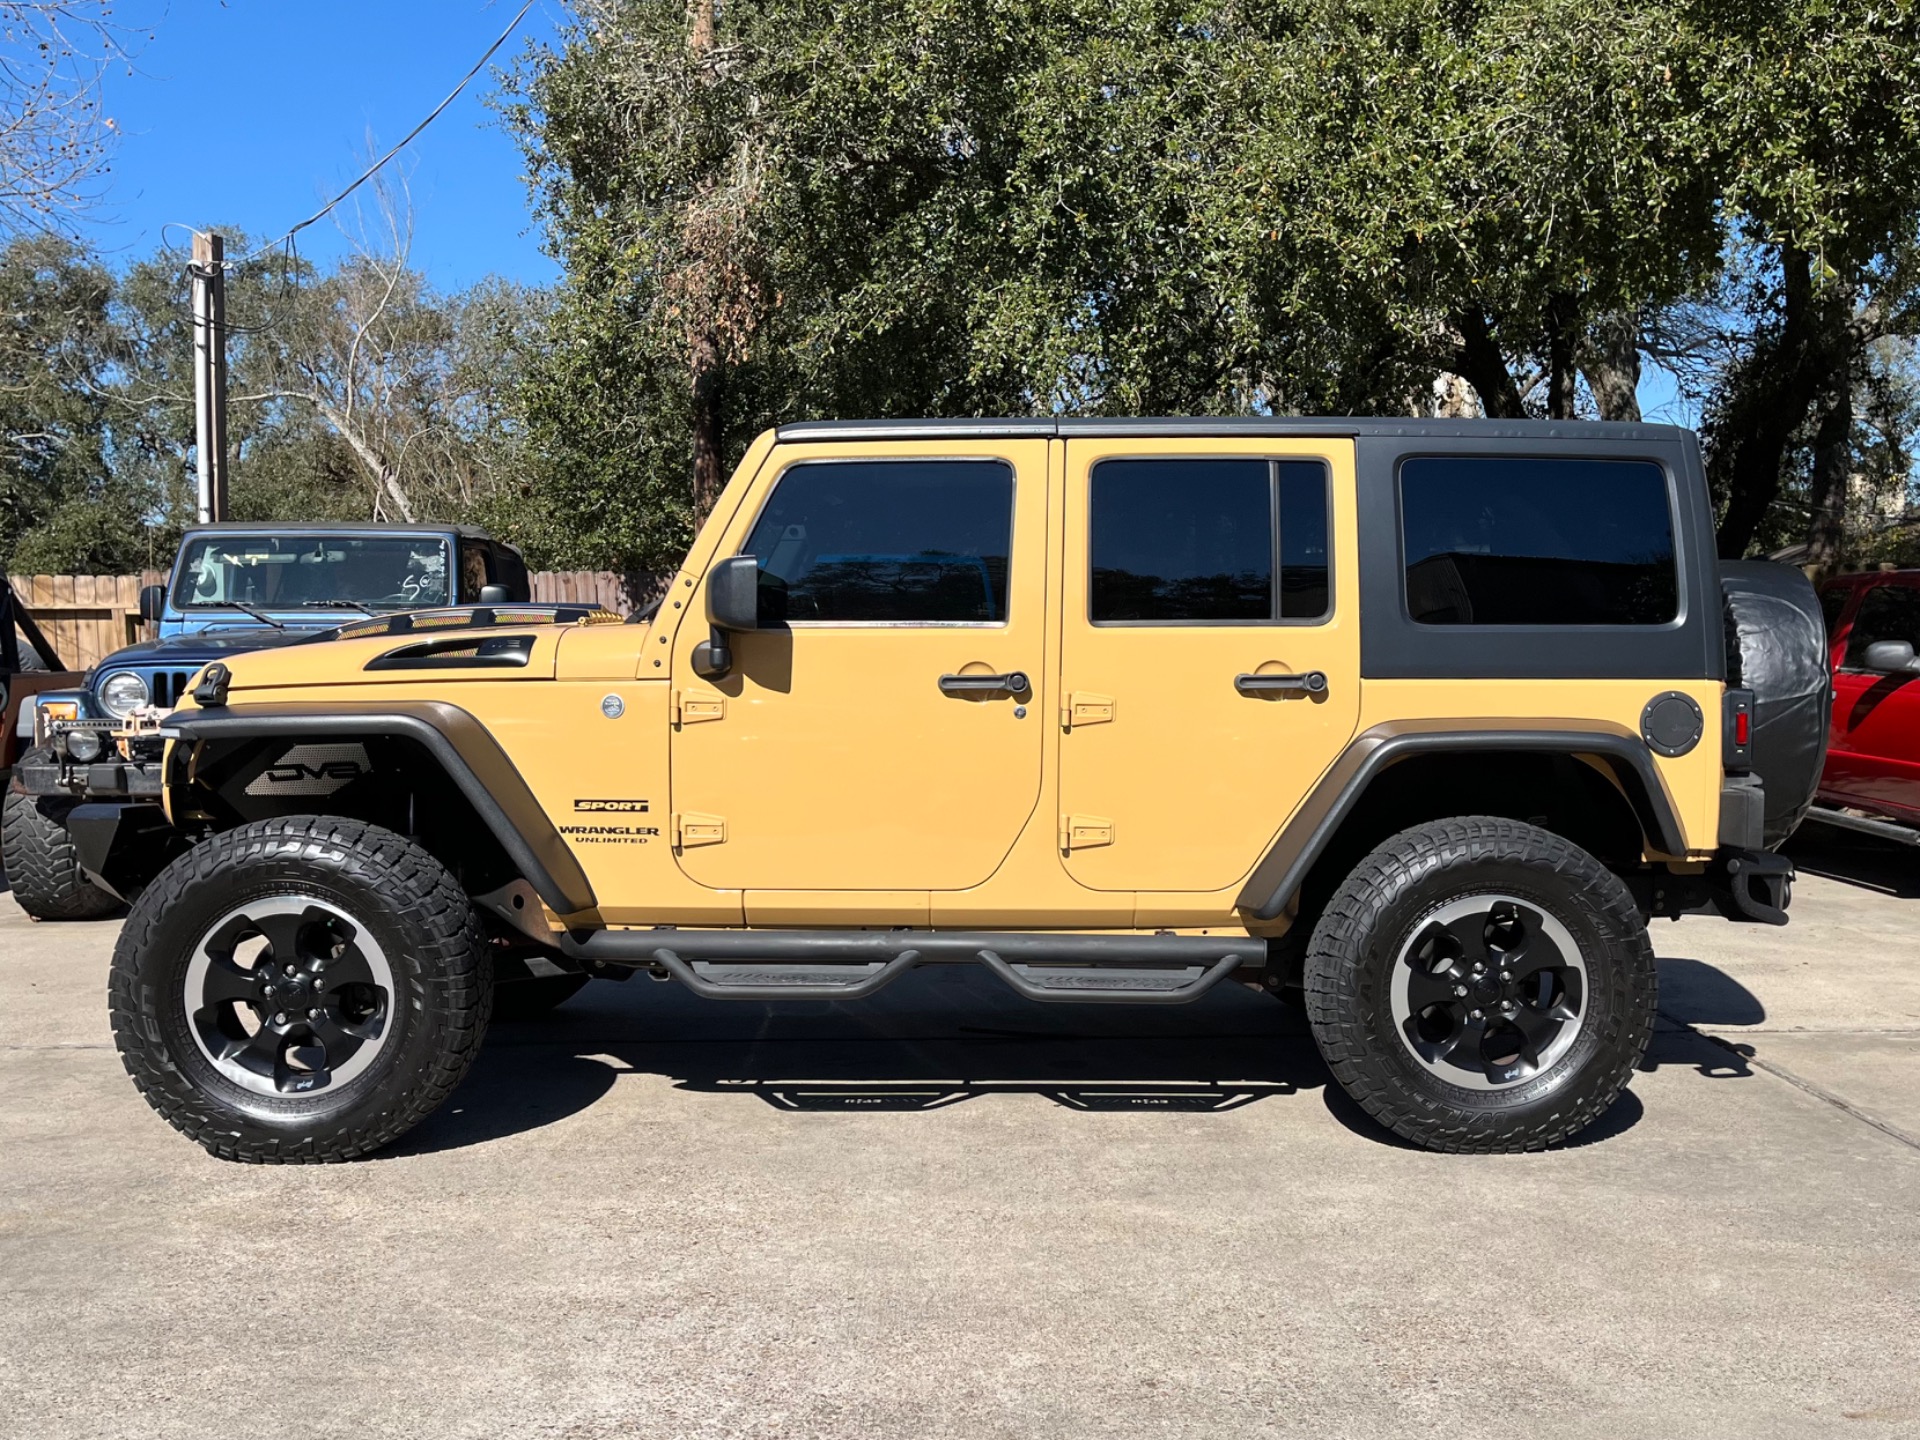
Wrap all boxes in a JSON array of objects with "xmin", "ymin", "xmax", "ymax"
[{"xmin": 0, "ymin": 232, "xmax": 136, "ymax": 571}]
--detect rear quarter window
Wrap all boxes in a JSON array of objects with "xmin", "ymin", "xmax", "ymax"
[{"xmin": 1400, "ymin": 456, "xmax": 1678, "ymax": 626}]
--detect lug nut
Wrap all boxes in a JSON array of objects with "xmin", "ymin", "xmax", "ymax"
[
  {"xmin": 308, "ymin": 1008, "xmax": 322, "ymax": 1019},
  {"xmin": 1453, "ymin": 984, "xmax": 1469, "ymax": 997},
  {"xmin": 1499, "ymin": 970, "xmax": 1512, "ymax": 982},
  {"xmin": 1469, "ymin": 1009, "xmax": 1483, "ymax": 1021},
  {"xmin": 283, "ymin": 964, "xmax": 297, "ymax": 977},
  {"xmin": 273, "ymin": 1012, "xmax": 287, "ymax": 1025}
]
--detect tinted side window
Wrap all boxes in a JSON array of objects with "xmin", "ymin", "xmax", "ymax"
[
  {"xmin": 1400, "ymin": 457, "xmax": 1678, "ymax": 626},
  {"xmin": 1847, "ymin": 584, "xmax": 1920, "ymax": 662},
  {"xmin": 1819, "ymin": 585, "xmax": 1850, "ymax": 639},
  {"xmin": 1278, "ymin": 462, "xmax": 1331, "ymax": 619},
  {"xmin": 745, "ymin": 460, "xmax": 1013, "ymax": 623},
  {"xmin": 1089, "ymin": 458, "xmax": 1331, "ymax": 623}
]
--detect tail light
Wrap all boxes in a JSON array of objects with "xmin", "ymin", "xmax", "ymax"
[{"xmin": 1724, "ymin": 687, "xmax": 1754, "ymax": 772}]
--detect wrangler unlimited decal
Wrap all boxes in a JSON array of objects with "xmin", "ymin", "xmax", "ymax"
[{"xmin": 559, "ymin": 823, "xmax": 659, "ymax": 844}]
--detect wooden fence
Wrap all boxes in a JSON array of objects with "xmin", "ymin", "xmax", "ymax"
[
  {"xmin": 9, "ymin": 570, "xmax": 640, "ymax": 671},
  {"xmin": 7, "ymin": 574, "xmax": 168, "ymax": 672}
]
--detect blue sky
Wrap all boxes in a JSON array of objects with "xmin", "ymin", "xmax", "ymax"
[
  {"xmin": 75, "ymin": 0, "xmax": 1699, "ymax": 424},
  {"xmin": 82, "ymin": 0, "xmax": 565, "ymax": 291}
]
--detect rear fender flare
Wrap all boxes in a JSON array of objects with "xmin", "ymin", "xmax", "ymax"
[{"xmin": 1235, "ymin": 721, "xmax": 1690, "ymax": 921}]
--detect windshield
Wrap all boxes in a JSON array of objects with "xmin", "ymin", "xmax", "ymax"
[{"xmin": 172, "ymin": 534, "xmax": 452, "ymax": 613}]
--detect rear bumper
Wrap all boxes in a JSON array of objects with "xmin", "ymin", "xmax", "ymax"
[
  {"xmin": 1636, "ymin": 845, "xmax": 1794, "ymax": 927},
  {"xmin": 1713, "ymin": 848, "xmax": 1793, "ymax": 925}
]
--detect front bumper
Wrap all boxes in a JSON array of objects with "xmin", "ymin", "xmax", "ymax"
[
  {"xmin": 17, "ymin": 712, "xmax": 169, "ymax": 800},
  {"xmin": 15, "ymin": 754, "xmax": 165, "ymax": 798}
]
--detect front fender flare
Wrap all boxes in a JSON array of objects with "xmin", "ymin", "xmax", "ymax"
[{"xmin": 166, "ymin": 700, "xmax": 596, "ymax": 917}]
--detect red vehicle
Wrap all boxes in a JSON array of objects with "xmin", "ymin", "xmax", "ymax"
[{"xmin": 1812, "ymin": 568, "xmax": 1920, "ymax": 841}]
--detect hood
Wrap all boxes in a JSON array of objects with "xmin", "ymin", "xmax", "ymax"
[
  {"xmin": 185, "ymin": 604, "xmax": 624, "ymax": 696},
  {"xmin": 96, "ymin": 625, "xmax": 327, "ymax": 671}
]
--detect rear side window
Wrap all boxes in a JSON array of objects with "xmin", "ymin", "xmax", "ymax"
[
  {"xmin": 1845, "ymin": 584, "xmax": 1920, "ymax": 664},
  {"xmin": 745, "ymin": 459, "xmax": 1013, "ymax": 623},
  {"xmin": 459, "ymin": 540, "xmax": 489, "ymax": 602},
  {"xmin": 1400, "ymin": 457, "xmax": 1678, "ymax": 626},
  {"xmin": 1089, "ymin": 458, "xmax": 1331, "ymax": 623}
]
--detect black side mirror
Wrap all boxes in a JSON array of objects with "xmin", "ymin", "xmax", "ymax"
[
  {"xmin": 1860, "ymin": 640, "xmax": 1919, "ymax": 673},
  {"xmin": 706, "ymin": 555, "xmax": 761, "ymax": 631},
  {"xmin": 477, "ymin": 584, "xmax": 510, "ymax": 606},
  {"xmin": 138, "ymin": 584, "xmax": 166, "ymax": 624},
  {"xmin": 692, "ymin": 555, "xmax": 761, "ymax": 679}
]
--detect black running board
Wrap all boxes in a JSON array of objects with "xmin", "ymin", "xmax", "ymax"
[
  {"xmin": 1803, "ymin": 805, "xmax": 1920, "ymax": 847},
  {"xmin": 561, "ymin": 928, "xmax": 1264, "ymax": 1005}
]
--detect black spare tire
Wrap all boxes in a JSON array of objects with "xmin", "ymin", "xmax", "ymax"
[{"xmin": 1721, "ymin": 560, "xmax": 1829, "ymax": 847}]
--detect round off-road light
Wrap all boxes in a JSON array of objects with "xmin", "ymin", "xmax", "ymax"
[
  {"xmin": 64, "ymin": 728, "xmax": 104, "ymax": 763},
  {"xmin": 99, "ymin": 670, "xmax": 149, "ymax": 718}
]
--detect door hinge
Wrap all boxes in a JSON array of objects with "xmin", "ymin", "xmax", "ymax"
[
  {"xmin": 1061, "ymin": 691, "xmax": 1116, "ymax": 730},
  {"xmin": 671, "ymin": 690, "xmax": 726, "ymax": 725},
  {"xmin": 673, "ymin": 812, "xmax": 727, "ymax": 848},
  {"xmin": 1059, "ymin": 813, "xmax": 1116, "ymax": 851}
]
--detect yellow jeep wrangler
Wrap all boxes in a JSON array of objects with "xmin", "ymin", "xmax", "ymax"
[{"xmin": 90, "ymin": 419, "xmax": 1826, "ymax": 1160}]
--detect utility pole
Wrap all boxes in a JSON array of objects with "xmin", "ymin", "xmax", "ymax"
[{"xmin": 190, "ymin": 232, "xmax": 230, "ymax": 523}]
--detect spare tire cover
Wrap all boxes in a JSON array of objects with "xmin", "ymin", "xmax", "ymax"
[{"xmin": 1721, "ymin": 560, "xmax": 1830, "ymax": 847}]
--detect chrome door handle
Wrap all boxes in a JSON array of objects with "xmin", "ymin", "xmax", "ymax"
[
  {"xmin": 938, "ymin": 671, "xmax": 1030, "ymax": 697},
  {"xmin": 1235, "ymin": 671, "xmax": 1327, "ymax": 696}
]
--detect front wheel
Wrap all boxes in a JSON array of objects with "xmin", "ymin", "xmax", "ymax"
[
  {"xmin": 2, "ymin": 775, "xmax": 122, "ymax": 920},
  {"xmin": 1304, "ymin": 817, "xmax": 1656, "ymax": 1153},
  {"xmin": 110, "ymin": 816, "xmax": 492, "ymax": 1162}
]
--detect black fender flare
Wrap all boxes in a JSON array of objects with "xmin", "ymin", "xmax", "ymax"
[
  {"xmin": 166, "ymin": 700, "xmax": 597, "ymax": 917},
  {"xmin": 1235, "ymin": 721, "xmax": 1691, "ymax": 921}
]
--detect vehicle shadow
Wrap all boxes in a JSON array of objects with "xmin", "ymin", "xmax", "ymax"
[
  {"xmin": 1784, "ymin": 824, "xmax": 1920, "ymax": 900},
  {"xmin": 1657, "ymin": 957, "xmax": 1767, "ymax": 1027},
  {"xmin": 389, "ymin": 965, "xmax": 1645, "ymax": 1158}
]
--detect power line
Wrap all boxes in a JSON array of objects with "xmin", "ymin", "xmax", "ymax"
[{"xmin": 227, "ymin": 0, "xmax": 537, "ymax": 269}]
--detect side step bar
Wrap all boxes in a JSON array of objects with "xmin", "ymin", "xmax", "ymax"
[
  {"xmin": 561, "ymin": 928, "xmax": 1265, "ymax": 1005},
  {"xmin": 1802, "ymin": 805, "xmax": 1920, "ymax": 848}
]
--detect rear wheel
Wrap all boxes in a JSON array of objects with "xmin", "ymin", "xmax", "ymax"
[
  {"xmin": 1304, "ymin": 817, "xmax": 1655, "ymax": 1153},
  {"xmin": 2, "ymin": 774, "xmax": 122, "ymax": 920},
  {"xmin": 110, "ymin": 816, "xmax": 491, "ymax": 1162}
]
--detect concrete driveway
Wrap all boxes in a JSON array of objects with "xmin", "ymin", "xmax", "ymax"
[{"xmin": 2, "ymin": 826, "xmax": 1916, "ymax": 1439}]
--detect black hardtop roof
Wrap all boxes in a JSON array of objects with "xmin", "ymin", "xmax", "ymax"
[
  {"xmin": 775, "ymin": 416, "xmax": 1694, "ymax": 444},
  {"xmin": 177, "ymin": 521, "xmax": 502, "ymax": 540}
]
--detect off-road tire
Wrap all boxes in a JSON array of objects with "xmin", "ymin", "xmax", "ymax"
[
  {"xmin": 2, "ymin": 775, "xmax": 123, "ymax": 920},
  {"xmin": 492, "ymin": 972, "xmax": 589, "ymax": 1021},
  {"xmin": 1304, "ymin": 817, "xmax": 1656, "ymax": 1153},
  {"xmin": 110, "ymin": 816, "xmax": 491, "ymax": 1162}
]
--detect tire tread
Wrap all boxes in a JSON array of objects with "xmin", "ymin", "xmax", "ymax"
[
  {"xmin": 108, "ymin": 815, "xmax": 490, "ymax": 1163},
  {"xmin": 1304, "ymin": 815, "xmax": 1657, "ymax": 1154},
  {"xmin": 2, "ymin": 777, "xmax": 122, "ymax": 920}
]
